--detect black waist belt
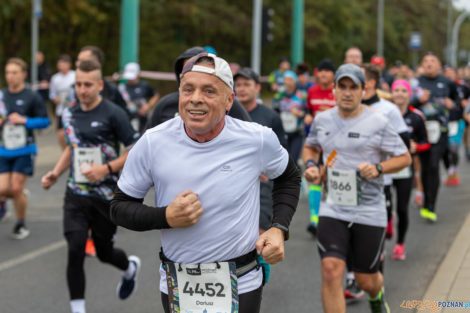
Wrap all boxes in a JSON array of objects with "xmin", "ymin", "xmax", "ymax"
[{"xmin": 159, "ymin": 248, "xmax": 259, "ymax": 278}]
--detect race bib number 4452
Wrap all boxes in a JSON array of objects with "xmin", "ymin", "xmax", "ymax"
[{"xmin": 165, "ymin": 261, "xmax": 238, "ymax": 313}]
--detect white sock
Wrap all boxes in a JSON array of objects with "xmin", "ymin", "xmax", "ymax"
[
  {"xmin": 449, "ymin": 166, "xmax": 456, "ymax": 175},
  {"xmin": 346, "ymin": 272, "xmax": 355, "ymax": 280},
  {"xmin": 70, "ymin": 299, "xmax": 85, "ymax": 313},
  {"xmin": 123, "ymin": 260, "xmax": 136, "ymax": 279}
]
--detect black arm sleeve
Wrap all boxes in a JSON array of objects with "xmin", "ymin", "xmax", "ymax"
[
  {"xmin": 271, "ymin": 155, "xmax": 301, "ymax": 229},
  {"xmin": 399, "ymin": 131, "xmax": 411, "ymax": 149},
  {"xmin": 110, "ymin": 187, "xmax": 171, "ymax": 231}
]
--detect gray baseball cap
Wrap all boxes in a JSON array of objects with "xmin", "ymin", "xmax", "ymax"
[
  {"xmin": 334, "ymin": 63, "xmax": 365, "ymax": 85},
  {"xmin": 234, "ymin": 67, "xmax": 260, "ymax": 84}
]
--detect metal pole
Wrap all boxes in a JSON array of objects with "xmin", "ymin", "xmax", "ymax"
[
  {"xmin": 119, "ymin": 0, "xmax": 140, "ymax": 70},
  {"xmin": 413, "ymin": 50, "xmax": 418, "ymax": 71},
  {"xmin": 291, "ymin": 0, "xmax": 304, "ymax": 67},
  {"xmin": 31, "ymin": 0, "xmax": 41, "ymax": 89},
  {"xmin": 251, "ymin": 0, "xmax": 262, "ymax": 74},
  {"xmin": 446, "ymin": 0, "xmax": 453, "ymax": 64},
  {"xmin": 377, "ymin": 0, "xmax": 384, "ymax": 56},
  {"xmin": 451, "ymin": 11, "xmax": 470, "ymax": 68}
]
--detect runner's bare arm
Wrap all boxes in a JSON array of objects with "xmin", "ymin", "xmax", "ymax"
[
  {"xmin": 41, "ymin": 146, "xmax": 72, "ymax": 189},
  {"xmin": 357, "ymin": 152, "xmax": 412, "ymax": 179},
  {"xmin": 302, "ymin": 144, "xmax": 321, "ymax": 184}
]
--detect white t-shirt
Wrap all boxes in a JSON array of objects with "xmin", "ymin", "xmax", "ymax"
[
  {"xmin": 49, "ymin": 70, "xmax": 75, "ymax": 116},
  {"xmin": 370, "ymin": 98, "xmax": 408, "ymax": 186},
  {"xmin": 118, "ymin": 115, "xmax": 289, "ymax": 294}
]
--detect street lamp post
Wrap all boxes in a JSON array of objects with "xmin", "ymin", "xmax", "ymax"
[
  {"xmin": 446, "ymin": 0, "xmax": 453, "ymax": 64},
  {"xmin": 451, "ymin": 11, "xmax": 470, "ymax": 68},
  {"xmin": 377, "ymin": 0, "xmax": 384, "ymax": 57},
  {"xmin": 31, "ymin": 0, "xmax": 42, "ymax": 90},
  {"xmin": 251, "ymin": 0, "xmax": 262, "ymax": 74}
]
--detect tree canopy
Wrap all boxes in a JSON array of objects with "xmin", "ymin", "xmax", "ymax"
[{"xmin": 0, "ymin": 0, "xmax": 469, "ymax": 79}]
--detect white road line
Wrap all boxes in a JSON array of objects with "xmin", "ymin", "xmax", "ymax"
[{"xmin": 0, "ymin": 240, "xmax": 66, "ymax": 272}]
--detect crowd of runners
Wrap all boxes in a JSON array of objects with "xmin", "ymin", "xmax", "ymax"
[{"xmin": 0, "ymin": 44, "xmax": 468, "ymax": 313}]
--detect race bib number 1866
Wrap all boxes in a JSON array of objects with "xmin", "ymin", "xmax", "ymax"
[{"xmin": 326, "ymin": 169, "xmax": 359, "ymax": 206}]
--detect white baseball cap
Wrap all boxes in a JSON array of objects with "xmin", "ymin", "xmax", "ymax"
[
  {"xmin": 123, "ymin": 62, "xmax": 140, "ymax": 80},
  {"xmin": 180, "ymin": 52, "xmax": 233, "ymax": 89}
]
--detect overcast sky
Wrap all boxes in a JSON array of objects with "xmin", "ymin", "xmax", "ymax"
[{"xmin": 454, "ymin": 0, "xmax": 470, "ymax": 11}]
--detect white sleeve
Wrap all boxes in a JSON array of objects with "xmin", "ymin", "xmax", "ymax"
[
  {"xmin": 49, "ymin": 76, "xmax": 57, "ymax": 100},
  {"xmin": 260, "ymin": 126, "xmax": 289, "ymax": 180},
  {"xmin": 388, "ymin": 105, "xmax": 409, "ymax": 134},
  {"xmin": 117, "ymin": 133, "xmax": 154, "ymax": 198},
  {"xmin": 380, "ymin": 122, "xmax": 408, "ymax": 157}
]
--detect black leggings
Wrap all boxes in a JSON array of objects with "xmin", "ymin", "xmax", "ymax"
[
  {"xmin": 420, "ymin": 134, "xmax": 447, "ymax": 212},
  {"xmin": 63, "ymin": 193, "xmax": 130, "ymax": 300},
  {"xmin": 161, "ymin": 285, "xmax": 263, "ymax": 313},
  {"xmin": 393, "ymin": 178, "xmax": 413, "ymax": 244},
  {"xmin": 384, "ymin": 185, "xmax": 393, "ymax": 222},
  {"xmin": 442, "ymin": 144, "xmax": 459, "ymax": 169},
  {"xmin": 65, "ymin": 230, "xmax": 129, "ymax": 299}
]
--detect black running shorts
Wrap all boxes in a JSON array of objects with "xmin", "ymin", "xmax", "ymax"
[{"xmin": 316, "ymin": 216, "xmax": 385, "ymax": 273}]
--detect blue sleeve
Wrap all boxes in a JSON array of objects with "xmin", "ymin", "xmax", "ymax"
[
  {"xmin": 25, "ymin": 117, "xmax": 50, "ymax": 129},
  {"xmin": 25, "ymin": 92, "xmax": 50, "ymax": 129}
]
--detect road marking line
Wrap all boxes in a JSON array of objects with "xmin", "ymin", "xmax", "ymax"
[{"xmin": 0, "ymin": 240, "xmax": 66, "ymax": 272}]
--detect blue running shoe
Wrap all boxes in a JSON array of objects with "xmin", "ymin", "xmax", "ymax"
[{"xmin": 117, "ymin": 255, "xmax": 141, "ymax": 300}]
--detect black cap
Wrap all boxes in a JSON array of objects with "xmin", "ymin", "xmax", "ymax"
[
  {"xmin": 317, "ymin": 58, "xmax": 335, "ymax": 72},
  {"xmin": 174, "ymin": 46, "xmax": 206, "ymax": 86},
  {"xmin": 233, "ymin": 67, "xmax": 260, "ymax": 84}
]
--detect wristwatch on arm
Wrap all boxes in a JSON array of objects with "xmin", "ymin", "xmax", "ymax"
[
  {"xmin": 305, "ymin": 159, "xmax": 319, "ymax": 169},
  {"xmin": 375, "ymin": 163, "xmax": 383, "ymax": 177}
]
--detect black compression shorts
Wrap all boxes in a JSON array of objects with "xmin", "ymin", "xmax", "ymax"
[{"xmin": 316, "ymin": 216, "xmax": 385, "ymax": 273}]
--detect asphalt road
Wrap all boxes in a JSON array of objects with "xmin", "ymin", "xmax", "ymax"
[{"xmin": 0, "ymin": 130, "xmax": 469, "ymax": 313}]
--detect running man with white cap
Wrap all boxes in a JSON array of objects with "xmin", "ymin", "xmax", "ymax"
[
  {"xmin": 110, "ymin": 52, "xmax": 301, "ymax": 313},
  {"xmin": 119, "ymin": 62, "xmax": 159, "ymax": 134}
]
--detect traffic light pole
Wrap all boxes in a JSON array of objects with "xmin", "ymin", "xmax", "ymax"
[
  {"xmin": 119, "ymin": 0, "xmax": 139, "ymax": 70},
  {"xmin": 291, "ymin": 0, "xmax": 304, "ymax": 68},
  {"xmin": 251, "ymin": 0, "xmax": 262, "ymax": 74}
]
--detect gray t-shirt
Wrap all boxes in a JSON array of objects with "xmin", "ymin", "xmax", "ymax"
[{"xmin": 306, "ymin": 106, "xmax": 408, "ymax": 227}]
